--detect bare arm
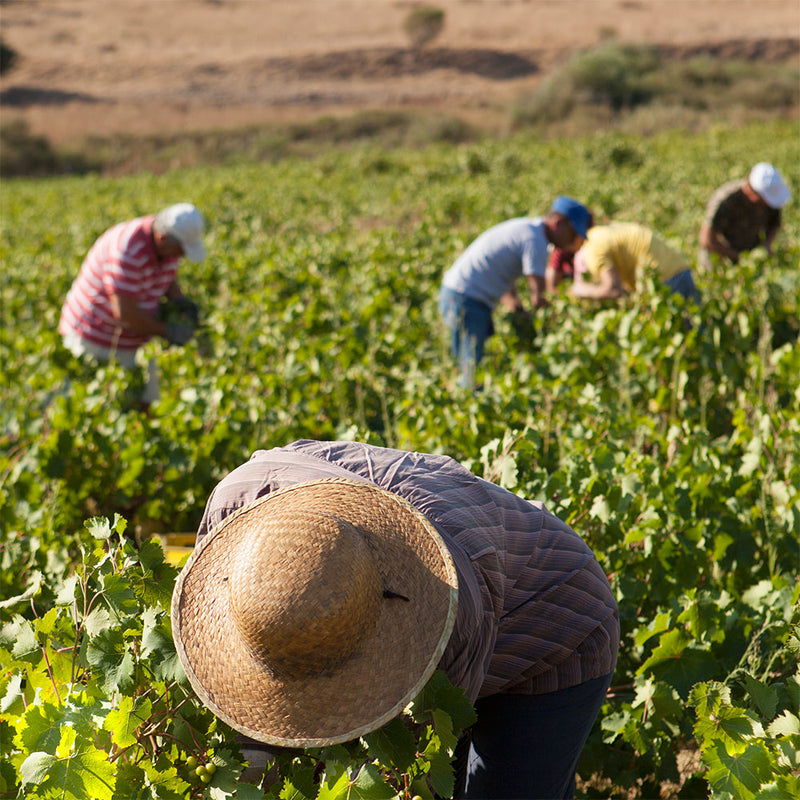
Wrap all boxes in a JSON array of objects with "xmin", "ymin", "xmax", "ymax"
[
  {"xmin": 546, "ymin": 266, "xmax": 560, "ymax": 293},
  {"xmin": 763, "ymin": 220, "xmax": 782, "ymax": 254},
  {"xmin": 571, "ymin": 266, "xmax": 626, "ymax": 300},
  {"xmin": 498, "ymin": 274, "xmax": 548, "ymax": 316},
  {"xmin": 498, "ymin": 287, "xmax": 525, "ymax": 314},
  {"xmin": 525, "ymin": 274, "xmax": 548, "ymax": 308},
  {"xmin": 164, "ymin": 280, "xmax": 185, "ymax": 300},
  {"xmin": 699, "ymin": 222, "xmax": 739, "ymax": 262},
  {"xmin": 109, "ymin": 293, "xmax": 169, "ymax": 338}
]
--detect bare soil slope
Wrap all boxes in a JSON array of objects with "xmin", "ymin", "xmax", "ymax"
[{"xmin": 1, "ymin": 0, "xmax": 799, "ymax": 143}]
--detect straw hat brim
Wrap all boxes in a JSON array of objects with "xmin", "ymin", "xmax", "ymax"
[{"xmin": 171, "ymin": 478, "xmax": 459, "ymax": 747}]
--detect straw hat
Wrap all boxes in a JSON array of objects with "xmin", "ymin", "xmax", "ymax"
[{"xmin": 171, "ymin": 478, "xmax": 459, "ymax": 747}]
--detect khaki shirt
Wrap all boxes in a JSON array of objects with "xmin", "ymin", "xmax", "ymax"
[{"xmin": 704, "ymin": 179, "xmax": 781, "ymax": 253}]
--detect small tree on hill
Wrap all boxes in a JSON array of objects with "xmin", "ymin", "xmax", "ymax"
[
  {"xmin": 403, "ymin": 4, "xmax": 445, "ymax": 49},
  {"xmin": 0, "ymin": 38, "xmax": 18, "ymax": 74}
]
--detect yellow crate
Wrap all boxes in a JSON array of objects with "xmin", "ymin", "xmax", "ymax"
[{"xmin": 156, "ymin": 532, "xmax": 197, "ymax": 567}]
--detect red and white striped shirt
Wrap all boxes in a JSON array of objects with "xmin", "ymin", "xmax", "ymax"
[{"xmin": 59, "ymin": 215, "xmax": 179, "ymax": 350}]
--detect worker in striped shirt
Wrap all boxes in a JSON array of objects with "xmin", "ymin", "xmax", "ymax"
[
  {"xmin": 59, "ymin": 203, "xmax": 206, "ymax": 406},
  {"xmin": 174, "ymin": 440, "xmax": 620, "ymax": 799}
]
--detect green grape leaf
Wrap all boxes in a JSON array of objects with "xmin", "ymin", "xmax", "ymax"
[
  {"xmin": 0, "ymin": 570, "xmax": 42, "ymax": 609},
  {"xmin": 56, "ymin": 724, "xmax": 78, "ymax": 758},
  {"xmin": 410, "ymin": 670, "xmax": 476, "ymax": 734},
  {"xmin": 141, "ymin": 760, "xmax": 192, "ymax": 800},
  {"xmin": 11, "ymin": 617, "xmax": 40, "ymax": 664},
  {"xmin": 743, "ymin": 673, "xmax": 778, "ymax": 719},
  {"xmin": 690, "ymin": 681, "xmax": 730, "ymax": 718},
  {"xmin": 83, "ymin": 604, "xmax": 113, "ymax": 637},
  {"xmin": 695, "ymin": 704, "xmax": 762, "ymax": 751},
  {"xmin": 98, "ymin": 572, "xmax": 140, "ymax": 621},
  {"xmin": 590, "ymin": 495, "xmax": 610, "ymax": 523},
  {"xmin": 19, "ymin": 751, "xmax": 56, "ymax": 786},
  {"xmin": 85, "ymin": 628, "xmax": 135, "ymax": 694},
  {"xmin": 638, "ymin": 629, "xmax": 717, "ymax": 698},
  {"xmin": 0, "ymin": 757, "xmax": 18, "ymax": 796},
  {"xmin": 423, "ymin": 745, "xmax": 455, "ymax": 799},
  {"xmin": 705, "ymin": 739, "xmax": 773, "ymax": 798},
  {"xmin": 55, "ymin": 573, "xmax": 80, "ymax": 606},
  {"xmin": 135, "ymin": 540, "xmax": 179, "ymax": 608},
  {"xmin": 1, "ymin": 672, "xmax": 26, "ymax": 716},
  {"xmin": 237, "ymin": 784, "xmax": 272, "ymax": 800},
  {"xmin": 22, "ymin": 742, "xmax": 116, "ymax": 800},
  {"xmin": 111, "ymin": 762, "xmax": 145, "ymax": 800},
  {"xmin": 362, "ymin": 716, "xmax": 417, "ymax": 771},
  {"xmin": 104, "ymin": 694, "xmax": 153, "ymax": 749},
  {"xmin": 431, "ymin": 707, "xmax": 458, "ymax": 753},
  {"xmin": 755, "ymin": 775, "xmax": 800, "ymax": 799},
  {"xmin": 141, "ymin": 606, "xmax": 185, "ymax": 683},
  {"xmin": 13, "ymin": 701, "xmax": 63, "ymax": 754},
  {"xmin": 207, "ymin": 747, "xmax": 245, "ymax": 799},
  {"xmin": 0, "ymin": 718, "xmax": 15, "ymax": 755},
  {"xmin": 315, "ymin": 769, "xmax": 350, "ymax": 800},
  {"xmin": 85, "ymin": 517, "xmax": 115, "ymax": 541},
  {"xmin": 278, "ymin": 763, "xmax": 318, "ymax": 799},
  {"xmin": 347, "ymin": 763, "xmax": 397, "ymax": 800},
  {"xmin": 767, "ymin": 710, "xmax": 800, "ymax": 737}
]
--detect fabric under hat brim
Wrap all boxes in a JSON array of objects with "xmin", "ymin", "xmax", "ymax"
[
  {"xmin": 755, "ymin": 183, "xmax": 791, "ymax": 210},
  {"xmin": 171, "ymin": 478, "xmax": 458, "ymax": 747},
  {"xmin": 179, "ymin": 238, "xmax": 207, "ymax": 262},
  {"xmin": 550, "ymin": 196, "xmax": 591, "ymax": 239},
  {"xmin": 749, "ymin": 164, "xmax": 791, "ymax": 209}
]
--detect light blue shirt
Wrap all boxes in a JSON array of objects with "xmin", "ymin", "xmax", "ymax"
[{"xmin": 441, "ymin": 217, "xmax": 549, "ymax": 308}]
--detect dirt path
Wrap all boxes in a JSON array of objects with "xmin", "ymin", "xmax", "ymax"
[{"xmin": 2, "ymin": 0, "xmax": 799, "ymax": 143}]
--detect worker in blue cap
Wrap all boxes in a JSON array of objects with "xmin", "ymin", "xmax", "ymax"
[{"xmin": 439, "ymin": 196, "xmax": 591, "ymax": 387}]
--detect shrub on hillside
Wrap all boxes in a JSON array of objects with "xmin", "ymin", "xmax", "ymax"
[
  {"xmin": 512, "ymin": 42, "xmax": 800, "ymax": 128},
  {"xmin": 513, "ymin": 43, "xmax": 662, "ymax": 125},
  {"xmin": 0, "ymin": 120, "xmax": 95, "ymax": 177},
  {"xmin": 0, "ymin": 37, "xmax": 17, "ymax": 74},
  {"xmin": 403, "ymin": 4, "xmax": 445, "ymax": 49}
]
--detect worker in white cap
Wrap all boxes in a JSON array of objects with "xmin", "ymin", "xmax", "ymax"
[
  {"xmin": 699, "ymin": 162, "xmax": 791, "ymax": 271},
  {"xmin": 59, "ymin": 203, "xmax": 207, "ymax": 407}
]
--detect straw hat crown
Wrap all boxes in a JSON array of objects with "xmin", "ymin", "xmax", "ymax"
[
  {"xmin": 230, "ymin": 510, "xmax": 383, "ymax": 677},
  {"xmin": 172, "ymin": 478, "xmax": 458, "ymax": 747}
]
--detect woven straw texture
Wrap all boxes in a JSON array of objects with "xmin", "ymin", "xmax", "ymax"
[{"xmin": 172, "ymin": 478, "xmax": 458, "ymax": 747}]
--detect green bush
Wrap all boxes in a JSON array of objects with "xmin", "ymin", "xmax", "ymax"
[
  {"xmin": 0, "ymin": 37, "xmax": 17, "ymax": 74},
  {"xmin": 0, "ymin": 120, "xmax": 97, "ymax": 178},
  {"xmin": 403, "ymin": 4, "xmax": 445, "ymax": 49},
  {"xmin": 513, "ymin": 42, "xmax": 800, "ymax": 128}
]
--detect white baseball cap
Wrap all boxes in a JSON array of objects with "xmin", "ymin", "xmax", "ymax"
[
  {"xmin": 156, "ymin": 203, "xmax": 207, "ymax": 261},
  {"xmin": 749, "ymin": 163, "xmax": 791, "ymax": 209}
]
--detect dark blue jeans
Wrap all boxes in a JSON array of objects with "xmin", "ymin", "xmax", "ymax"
[
  {"xmin": 438, "ymin": 287, "xmax": 494, "ymax": 387},
  {"xmin": 664, "ymin": 268, "xmax": 701, "ymax": 305},
  {"xmin": 455, "ymin": 672, "xmax": 614, "ymax": 800}
]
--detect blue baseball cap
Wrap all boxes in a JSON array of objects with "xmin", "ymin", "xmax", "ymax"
[{"xmin": 550, "ymin": 196, "xmax": 592, "ymax": 239}]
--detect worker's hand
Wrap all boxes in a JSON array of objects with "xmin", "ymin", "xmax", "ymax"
[
  {"xmin": 164, "ymin": 322, "xmax": 195, "ymax": 346},
  {"xmin": 510, "ymin": 307, "xmax": 536, "ymax": 340},
  {"xmin": 171, "ymin": 297, "xmax": 201, "ymax": 327},
  {"xmin": 531, "ymin": 295, "xmax": 549, "ymax": 309}
]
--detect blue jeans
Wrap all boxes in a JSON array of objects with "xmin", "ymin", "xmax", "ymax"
[
  {"xmin": 438, "ymin": 287, "xmax": 494, "ymax": 387},
  {"xmin": 664, "ymin": 268, "xmax": 701, "ymax": 305},
  {"xmin": 455, "ymin": 672, "xmax": 614, "ymax": 800}
]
